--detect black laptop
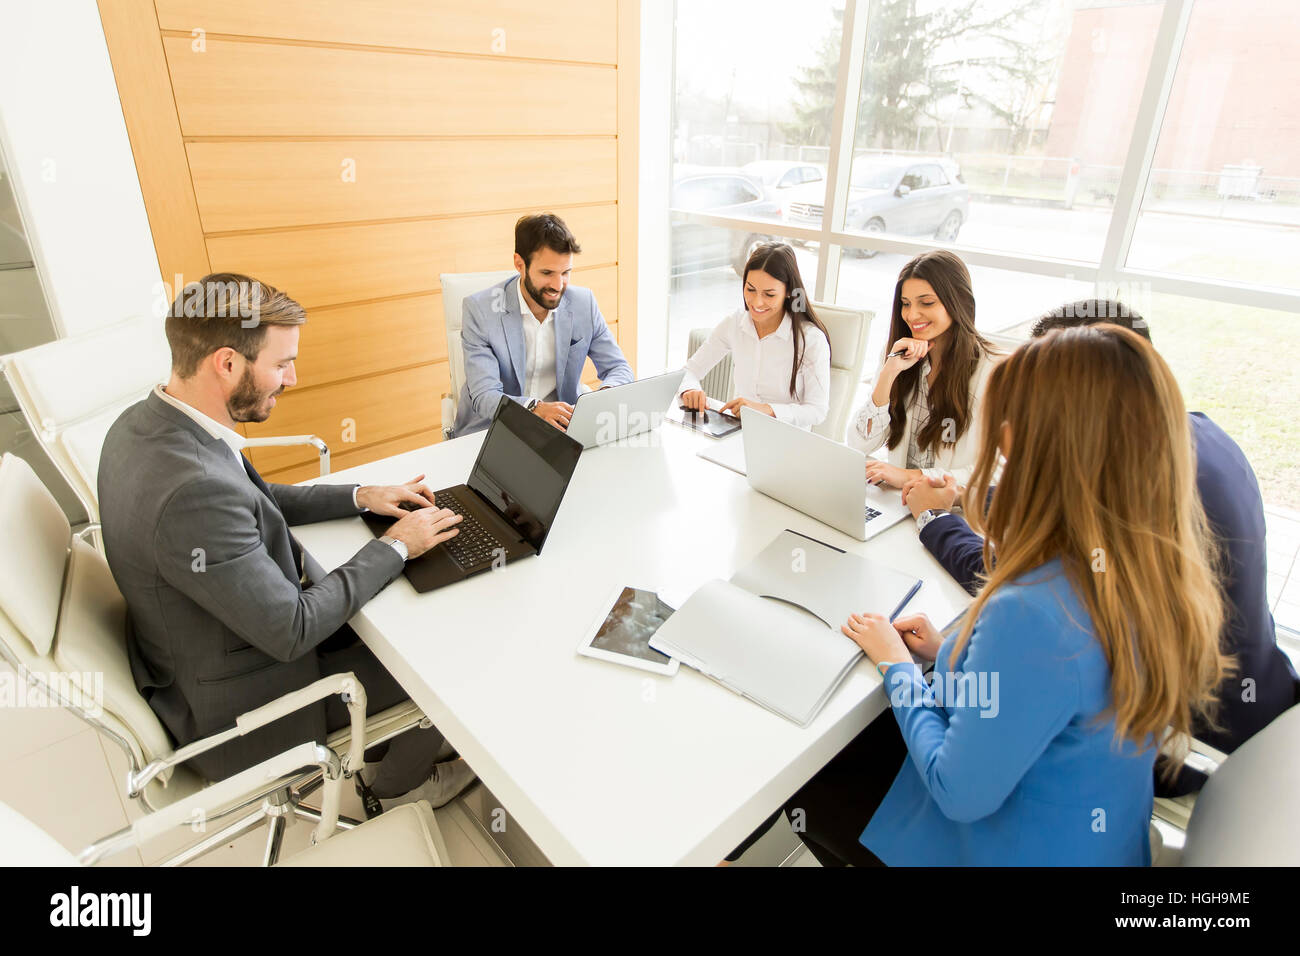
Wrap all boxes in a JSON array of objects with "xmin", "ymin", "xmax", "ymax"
[{"xmin": 363, "ymin": 397, "xmax": 584, "ymax": 593}]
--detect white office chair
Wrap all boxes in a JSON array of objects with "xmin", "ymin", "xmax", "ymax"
[
  {"xmin": 810, "ymin": 302, "xmax": 873, "ymax": 443},
  {"xmin": 0, "ymin": 737, "xmax": 450, "ymax": 867},
  {"xmin": 1177, "ymin": 703, "xmax": 1300, "ymax": 865},
  {"xmin": 0, "ymin": 316, "xmax": 330, "ymax": 526},
  {"xmin": 438, "ymin": 270, "xmax": 518, "ymax": 439},
  {"xmin": 0, "ymin": 452, "xmax": 427, "ymax": 865},
  {"xmin": 686, "ymin": 327, "xmax": 736, "ymax": 404}
]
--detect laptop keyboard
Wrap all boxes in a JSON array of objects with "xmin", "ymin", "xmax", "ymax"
[{"xmin": 441, "ymin": 493, "xmax": 506, "ymax": 570}]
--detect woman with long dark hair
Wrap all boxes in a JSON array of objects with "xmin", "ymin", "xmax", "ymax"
[
  {"xmin": 679, "ymin": 242, "xmax": 831, "ymax": 429},
  {"xmin": 849, "ymin": 249, "xmax": 997, "ymax": 487}
]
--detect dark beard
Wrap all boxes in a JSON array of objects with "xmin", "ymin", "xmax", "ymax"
[
  {"xmin": 523, "ymin": 273, "xmax": 562, "ymax": 313},
  {"xmin": 227, "ymin": 366, "xmax": 280, "ymax": 423}
]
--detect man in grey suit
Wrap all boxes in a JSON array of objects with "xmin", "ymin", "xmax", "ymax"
[
  {"xmin": 99, "ymin": 273, "xmax": 475, "ymax": 807},
  {"xmin": 451, "ymin": 212, "xmax": 633, "ymax": 436}
]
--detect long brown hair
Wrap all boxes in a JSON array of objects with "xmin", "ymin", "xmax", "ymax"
[
  {"xmin": 741, "ymin": 243, "xmax": 831, "ymax": 400},
  {"xmin": 885, "ymin": 250, "xmax": 995, "ymax": 451},
  {"xmin": 956, "ymin": 324, "xmax": 1228, "ymax": 749}
]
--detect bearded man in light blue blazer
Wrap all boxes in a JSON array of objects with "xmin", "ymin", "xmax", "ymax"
[{"xmin": 451, "ymin": 213, "xmax": 633, "ymax": 436}]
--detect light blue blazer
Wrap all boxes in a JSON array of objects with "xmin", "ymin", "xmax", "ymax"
[
  {"xmin": 451, "ymin": 275, "xmax": 633, "ymax": 436},
  {"xmin": 863, "ymin": 559, "xmax": 1156, "ymax": 866}
]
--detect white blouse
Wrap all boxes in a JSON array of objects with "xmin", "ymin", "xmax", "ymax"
[
  {"xmin": 848, "ymin": 350, "xmax": 997, "ymax": 485},
  {"xmin": 680, "ymin": 308, "xmax": 831, "ymax": 430}
]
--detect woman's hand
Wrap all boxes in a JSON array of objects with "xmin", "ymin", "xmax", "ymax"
[
  {"xmin": 901, "ymin": 473, "xmax": 961, "ymax": 518},
  {"xmin": 891, "ymin": 613, "xmax": 944, "ymax": 662},
  {"xmin": 720, "ymin": 396, "xmax": 774, "ymax": 418},
  {"xmin": 842, "ymin": 612, "xmax": 944, "ymax": 667},
  {"xmin": 841, "ymin": 613, "xmax": 911, "ymax": 667},
  {"xmin": 884, "ymin": 337, "xmax": 930, "ymax": 373},
  {"xmin": 871, "ymin": 338, "xmax": 931, "ymax": 408},
  {"xmin": 680, "ymin": 389, "xmax": 709, "ymax": 413},
  {"xmin": 864, "ymin": 461, "xmax": 916, "ymax": 489}
]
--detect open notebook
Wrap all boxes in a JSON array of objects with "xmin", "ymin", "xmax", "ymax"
[{"xmin": 650, "ymin": 530, "xmax": 922, "ymax": 726}]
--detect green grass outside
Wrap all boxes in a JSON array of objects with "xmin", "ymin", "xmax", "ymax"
[
  {"xmin": 995, "ymin": 254, "xmax": 1299, "ymax": 511},
  {"xmin": 1149, "ymin": 284, "xmax": 1300, "ymax": 512}
]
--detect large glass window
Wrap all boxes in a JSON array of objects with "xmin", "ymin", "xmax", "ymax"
[
  {"xmin": 668, "ymin": 228, "xmax": 822, "ymax": 370},
  {"xmin": 835, "ymin": 0, "xmax": 1164, "ymax": 262},
  {"xmin": 1126, "ymin": 0, "xmax": 1300, "ymax": 288}
]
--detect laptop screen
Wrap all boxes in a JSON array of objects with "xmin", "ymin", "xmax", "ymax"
[{"xmin": 467, "ymin": 398, "xmax": 584, "ymax": 553}]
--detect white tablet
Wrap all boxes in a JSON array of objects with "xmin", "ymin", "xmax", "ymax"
[{"xmin": 576, "ymin": 585, "xmax": 680, "ymax": 676}]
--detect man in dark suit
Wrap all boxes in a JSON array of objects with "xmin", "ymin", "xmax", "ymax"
[
  {"xmin": 902, "ymin": 299, "xmax": 1300, "ymax": 793},
  {"xmin": 99, "ymin": 273, "xmax": 475, "ymax": 807}
]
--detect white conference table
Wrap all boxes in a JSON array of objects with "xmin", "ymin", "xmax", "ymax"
[{"xmin": 296, "ymin": 420, "xmax": 970, "ymax": 866}]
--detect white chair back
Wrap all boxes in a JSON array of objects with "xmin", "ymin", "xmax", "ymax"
[
  {"xmin": 810, "ymin": 302, "xmax": 873, "ymax": 443},
  {"xmin": 438, "ymin": 271, "xmax": 518, "ymax": 435},
  {"xmin": 0, "ymin": 453, "xmax": 189, "ymax": 803},
  {"xmin": 0, "ymin": 316, "xmax": 170, "ymax": 522},
  {"xmin": 687, "ymin": 327, "xmax": 736, "ymax": 403},
  {"xmin": 1182, "ymin": 703, "xmax": 1300, "ymax": 865}
]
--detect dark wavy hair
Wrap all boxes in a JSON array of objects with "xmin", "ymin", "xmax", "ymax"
[
  {"xmin": 741, "ymin": 243, "xmax": 831, "ymax": 400},
  {"xmin": 885, "ymin": 250, "xmax": 995, "ymax": 452}
]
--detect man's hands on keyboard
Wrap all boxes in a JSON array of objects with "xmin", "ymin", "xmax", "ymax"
[
  {"xmin": 386, "ymin": 504, "xmax": 462, "ymax": 559},
  {"xmin": 356, "ymin": 473, "xmax": 438, "ymax": 516}
]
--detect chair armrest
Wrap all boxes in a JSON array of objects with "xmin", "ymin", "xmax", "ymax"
[
  {"xmin": 326, "ymin": 698, "xmax": 427, "ymax": 768},
  {"xmin": 80, "ymin": 740, "xmax": 342, "ymax": 865},
  {"xmin": 243, "ymin": 434, "xmax": 330, "ymax": 476},
  {"xmin": 441, "ymin": 393, "xmax": 454, "ymax": 441},
  {"xmin": 130, "ymin": 673, "xmax": 368, "ymax": 797}
]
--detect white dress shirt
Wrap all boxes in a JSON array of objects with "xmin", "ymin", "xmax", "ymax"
[
  {"xmin": 680, "ymin": 308, "xmax": 831, "ymax": 429},
  {"xmin": 155, "ymin": 384, "xmax": 245, "ymax": 462},
  {"xmin": 517, "ymin": 279, "xmax": 558, "ymax": 402}
]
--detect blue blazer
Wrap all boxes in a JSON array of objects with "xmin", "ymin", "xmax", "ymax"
[
  {"xmin": 918, "ymin": 412, "xmax": 1300, "ymax": 758},
  {"xmin": 451, "ymin": 276, "xmax": 633, "ymax": 436},
  {"xmin": 863, "ymin": 560, "xmax": 1156, "ymax": 866}
]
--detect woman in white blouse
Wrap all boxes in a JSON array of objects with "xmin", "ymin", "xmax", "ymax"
[
  {"xmin": 680, "ymin": 243, "xmax": 831, "ymax": 430},
  {"xmin": 849, "ymin": 250, "xmax": 998, "ymax": 487}
]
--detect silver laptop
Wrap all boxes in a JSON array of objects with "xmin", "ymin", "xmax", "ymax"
[
  {"xmin": 565, "ymin": 370, "xmax": 686, "ymax": 449},
  {"xmin": 740, "ymin": 406, "xmax": 912, "ymax": 541}
]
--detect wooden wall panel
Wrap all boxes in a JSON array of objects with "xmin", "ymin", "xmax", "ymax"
[
  {"xmin": 187, "ymin": 138, "xmax": 618, "ymax": 232},
  {"xmin": 96, "ymin": 0, "xmax": 210, "ymax": 285},
  {"xmin": 295, "ymin": 294, "xmax": 446, "ymax": 388},
  {"xmin": 155, "ymin": 0, "xmax": 618, "ymax": 64},
  {"xmin": 245, "ymin": 362, "xmax": 449, "ymax": 474},
  {"xmin": 204, "ymin": 205, "xmax": 617, "ymax": 309},
  {"xmin": 164, "ymin": 36, "xmax": 616, "ymax": 137},
  {"xmin": 266, "ymin": 427, "xmax": 444, "ymax": 485},
  {"xmin": 295, "ymin": 265, "xmax": 616, "ymax": 390},
  {"xmin": 102, "ymin": 0, "xmax": 636, "ymax": 483}
]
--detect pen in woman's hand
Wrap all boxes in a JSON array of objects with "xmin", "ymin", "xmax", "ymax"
[{"xmin": 886, "ymin": 348, "xmax": 908, "ymax": 360}]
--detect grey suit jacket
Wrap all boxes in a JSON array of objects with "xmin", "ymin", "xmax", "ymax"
[{"xmin": 98, "ymin": 392, "xmax": 405, "ymax": 780}]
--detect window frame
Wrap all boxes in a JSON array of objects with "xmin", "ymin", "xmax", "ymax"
[{"xmin": 666, "ymin": 0, "xmax": 1300, "ymax": 317}]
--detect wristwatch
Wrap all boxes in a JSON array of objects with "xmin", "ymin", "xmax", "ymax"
[
  {"xmin": 378, "ymin": 535, "xmax": 409, "ymax": 562},
  {"xmin": 915, "ymin": 508, "xmax": 949, "ymax": 534},
  {"xmin": 526, "ymin": 397, "xmax": 539, "ymax": 411}
]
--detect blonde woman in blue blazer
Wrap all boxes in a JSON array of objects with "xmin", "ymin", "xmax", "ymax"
[{"xmin": 792, "ymin": 325, "xmax": 1228, "ymax": 865}]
